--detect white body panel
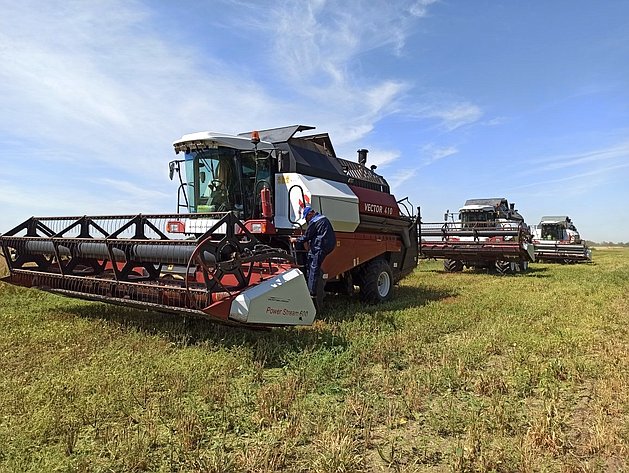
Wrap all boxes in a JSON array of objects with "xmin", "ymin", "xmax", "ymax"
[
  {"xmin": 523, "ymin": 242, "xmax": 536, "ymax": 261},
  {"xmin": 229, "ymin": 268, "xmax": 316, "ymax": 325},
  {"xmin": 274, "ymin": 173, "xmax": 360, "ymax": 232},
  {"xmin": 532, "ymin": 226, "xmax": 543, "ymax": 241}
]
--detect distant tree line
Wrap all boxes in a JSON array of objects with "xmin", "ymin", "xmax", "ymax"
[{"xmin": 585, "ymin": 240, "xmax": 629, "ymax": 247}]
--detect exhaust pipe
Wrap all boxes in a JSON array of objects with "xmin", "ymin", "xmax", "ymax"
[{"xmin": 357, "ymin": 148, "xmax": 368, "ymax": 166}]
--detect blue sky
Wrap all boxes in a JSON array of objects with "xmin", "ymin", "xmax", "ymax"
[{"xmin": 1, "ymin": 0, "xmax": 628, "ymax": 241}]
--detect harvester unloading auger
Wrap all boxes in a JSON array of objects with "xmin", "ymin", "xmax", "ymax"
[
  {"xmin": 532, "ymin": 216, "xmax": 592, "ymax": 263},
  {"xmin": 0, "ymin": 125, "xmax": 419, "ymax": 327},
  {"xmin": 420, "ymin": 198, "xmax": 535, "ymax": 275}
]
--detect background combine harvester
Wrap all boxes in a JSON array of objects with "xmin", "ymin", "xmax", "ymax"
[
  {"xmin": 420, "ymin": 198, "xmax": 535, "ymax": 275},
  {"xmin": 532, "ymin": 216, "xmax": 592, "ymax": 263},
  {"xmin": 0, "ymin": 125, "xmax": 419, "ymax": 327}
]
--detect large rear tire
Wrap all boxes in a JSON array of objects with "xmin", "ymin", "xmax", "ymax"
[
  {"xmin": 357, "ymin": 259, "xmax": 393, "ymax": 304},
  {"xmin": 444, "ymin": 259, "xmax": 464, "ymax": 272}
]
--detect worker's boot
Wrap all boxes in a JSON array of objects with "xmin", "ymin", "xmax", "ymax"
[{"xmin": 311, "ymin": 294, "xmax": 324, "ymax": 312}]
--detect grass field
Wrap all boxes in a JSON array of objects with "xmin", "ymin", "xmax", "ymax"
[{"xmin": 0, "ymin": 249, "xmax": 628, "ymax": 472}]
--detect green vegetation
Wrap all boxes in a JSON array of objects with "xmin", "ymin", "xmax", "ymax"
[{"xmin": 0, "ymin": 249, "xmax": 628, "ymax": 472}]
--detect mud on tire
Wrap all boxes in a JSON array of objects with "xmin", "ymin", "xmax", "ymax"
[{"xmin": 357, "ymin": 258, "xmax": 393, "ymax": 304}]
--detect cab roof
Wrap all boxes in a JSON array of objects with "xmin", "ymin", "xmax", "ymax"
[
  {"xmin": 540, "ymin": 216, "xmax": 571, "ymax": 224},
  {"xmin": 173, "ymin": 131, "xmax": 273, "ymax": 153},
  {"xmin": 173, "ymin": 125, "xmax": 390, "ymax": 194}
]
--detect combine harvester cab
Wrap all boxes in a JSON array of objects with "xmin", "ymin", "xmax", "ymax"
[
  {"xmin": 0, "ymin": 125, "xmax": 419, "ymax": 327},
  {"xmin": 420, "ymin": 198, "xmax": 535, "ymax": 275},
  {"xmin": 532, "ymin": 216, "xmax": 592, "ymax": 263}
]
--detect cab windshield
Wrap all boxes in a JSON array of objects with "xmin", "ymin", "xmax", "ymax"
[
  {"xmin": 541, "ymin": 223, "xmax": 562, "ymax": 240},
  {"xmin": 184, "ymin": 147, "xmax": 261, "ymax": 217},
  {"xmin": 461, "ymin": 211, "xmax": 495, "ymax": 227}
]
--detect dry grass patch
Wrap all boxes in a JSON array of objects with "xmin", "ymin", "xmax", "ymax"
[{"xmin": 0, "ymin": 253, "xmax": 7, "ymax": 277}]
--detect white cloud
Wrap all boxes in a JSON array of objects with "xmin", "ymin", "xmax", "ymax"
[
  {"xmin": 0, "ymin": 178, "xmax": 166, "ymax": 223},
  {"xmin": 389, "ymin": 169, "xmax": 418, "ymax": 192},
  {"xmin": 94, "ymin": 178, "xmax": 171, "ymax": 201},
  {"xmin": 512, "ymin": 162, "xmax": 629, "ymax": 193},
  {"xmin": 403, "ymin": 92, "xmax": 484, "ymax": 131},
  {"xmin": 0, "ymin": 1, "xmax": 287, "ymax": 178},
  {"xmin": 484, "ymin": 116, "xmax": 510, "ymax": 126},
  {"xmin": 410, "ymin": 0, "xmax": 440, "ymax": 18},
  {"xmin": 423, "ymin": 102, "xmax": 484, "ymax": 131},
  {"xmin": 421, "ymin": 143, "xmax": 458, "ymax": 165},
  {"xmin": 267, "ymin": 0, "xmax": 436, "ymax": 81},
  {"xmin": 245, "ymin": 0, "xmax": 437, "ymax": 143},
  {"xmin": 533, "ymin": 142, "xmax": 629, "ymax": 171},
  {"xmin": 0, "ymin": 0, "xmax": 435, "ymax": 174},
  {"xmin": 364, "ymin": 149, "xmax": 401, "ymax": 168}
]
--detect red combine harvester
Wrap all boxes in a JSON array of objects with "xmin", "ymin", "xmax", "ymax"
[
  {"xmin": 420, "ymin": 198, "xmax": 535, "ymax": 275},
  {"xmin": 0, "ymin": 125, "xmax": 419, "ymax": 327}
]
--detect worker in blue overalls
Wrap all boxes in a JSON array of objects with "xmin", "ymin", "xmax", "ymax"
[{"xmin": 292, "ymin": 206, "xmax": 337, "ymax": 298}]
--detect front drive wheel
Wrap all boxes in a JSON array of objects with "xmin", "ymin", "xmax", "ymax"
[
  {"xmin": 495, "ymin": 260, "xmax": 516, "ymax": 275},
  {"xmin": 357, "ymin": 259, "xmax": 393, "ymax": 304},
  {"xmin": 444, "ymin": 259, "xmax": 464, "ymax": 272}
]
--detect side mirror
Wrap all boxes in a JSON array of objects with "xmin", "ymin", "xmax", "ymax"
[{"xmin": 169, "ymin": 162, "xmax": 175, "ymax": 180}]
